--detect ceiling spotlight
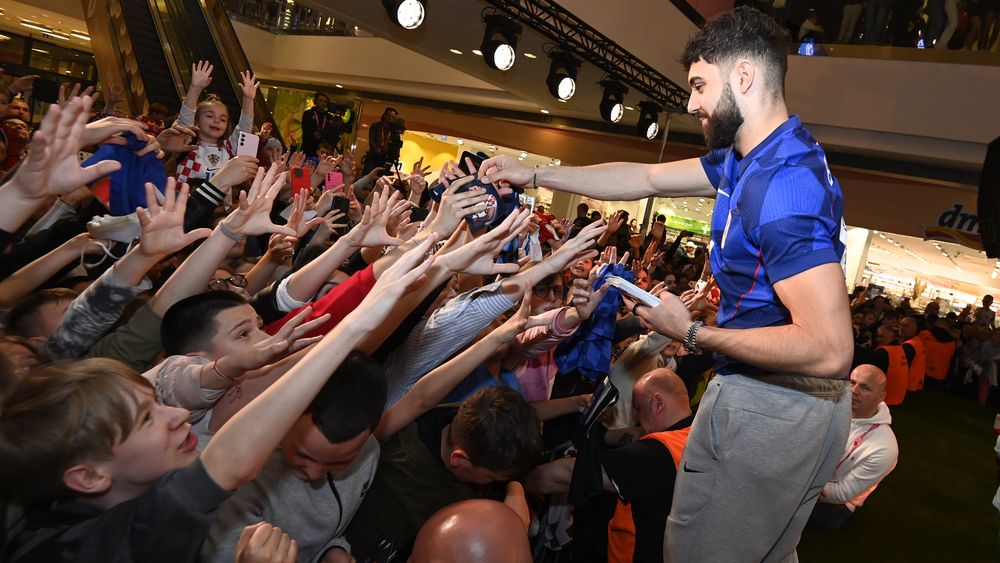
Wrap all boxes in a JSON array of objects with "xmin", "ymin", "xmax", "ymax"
[
  {"xmin": 636, "ymin": 101, "xmax": 662, "ymax": 139},
  {"xmin": 598, "ymin": 79, "xmax": 628, "ymax": 123},
  {"xmin": 383, "ymin": 0, "xmax": 426, "ymax": 30},
  {"xmin": 545, "ymin": 51, "xmax": 580, "ymax": 101},
  {"xmin": 481, "ymin": 14, "xmax": 521, "ymax": 71}
]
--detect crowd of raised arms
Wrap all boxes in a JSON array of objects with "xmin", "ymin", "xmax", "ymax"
[{"xmin": 0, "ymin": 6, "xmax": 993, "ymax": 562}]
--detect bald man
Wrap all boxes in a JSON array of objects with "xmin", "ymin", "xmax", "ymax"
[
  {"xmin": 525, "ymin": 368, "xmax": 693, "ymax": 563},
  {"xmin": 408, "ymin": 499, "xmax": 531, "ymax": 563},
  {"xmin": 808, "ymin": 364, "xmax": 899, "ymax": 529}
]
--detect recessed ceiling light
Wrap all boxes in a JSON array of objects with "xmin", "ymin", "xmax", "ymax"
[
  {"xmin": 524, "ymin": 52, "xmax": 537, "ymax": 59},
  {"xmin": 519, "ymin": 151, "xmax": 527, "ymax": 158},
  {"xmin": 540, "ymin": 109, "xmax": 549, "ymax": 114},
  {"xmin": 624, "ymin": 106, "xmax": 635, "ymax": 111},
  {"xmin": 456, "ymin": 139, "xmax": 464, "ymax": 145},
  {"xmin": 472, "ymin": 49, "xmax": 482, "ymax": 56},
  {"xmin": 449, "ymin": 48, "xmax": 463, "ymax": 55},
  {"xmin": 335, "ymin": 84, "xmax": 343, "ymax": 88},
  {"xmin": 556, "ymin": 99, "xmax": 567, "ymax": 103}
]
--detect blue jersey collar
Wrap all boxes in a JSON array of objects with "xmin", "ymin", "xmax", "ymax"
[{"xmin": 735, "ymin": 115, "xmax": 802, "ymax": 177}]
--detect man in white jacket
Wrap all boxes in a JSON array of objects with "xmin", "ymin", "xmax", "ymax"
[{"xmin": 809, "ymin": 364, "xmax": 899, "ymax": 528}]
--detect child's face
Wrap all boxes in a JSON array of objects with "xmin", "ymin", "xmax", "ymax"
[
  {"xmin": 204, "ymin": 303, "xmax": 269, "ymax": 359},
  {"xmin": 196, "ymin": 102, "xmax": 229, "ymax": 141},
  {"xmin": 104, "ymin": 385, "xmax": 198, "ymax": 491}
]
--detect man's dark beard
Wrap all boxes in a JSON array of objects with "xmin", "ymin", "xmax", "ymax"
[{"xmin": 702, "ymin": 83, "xmax": 744, "ymax": 150}]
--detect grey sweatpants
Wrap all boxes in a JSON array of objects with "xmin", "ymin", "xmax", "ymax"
[{"xmin": 664, "ymin": 373, "xmax": 850, "ymax": 563}]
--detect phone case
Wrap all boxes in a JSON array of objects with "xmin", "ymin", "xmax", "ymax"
[
  {"xmin": 236, "ymin": 132, "xmax": 260, "ymax": 158},
  {"xmin": 289, "ymin": 166, "xmax": 311, "ymax": 195},
  {"xmin": 324, "ymin": 171, "xmax": 344, "ymax": 192}
]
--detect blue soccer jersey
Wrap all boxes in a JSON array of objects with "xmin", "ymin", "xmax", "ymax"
[{"xmin": 701, "ymin": 116, "xmax": 847, "ymax": 375}]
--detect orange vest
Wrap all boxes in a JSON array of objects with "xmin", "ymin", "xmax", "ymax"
[
  {"xmin": 878, "ymin": 345, "xmax": 908, "ymax": 405},
  {"xmin": 919, "ymin": 330, "xmax": 956, "ymax": 382},
  {"xmin": 607, "ymin": 426, "xmax": 690, "ymax": 563},
  {"xmin": 903, "ymin": 336, "xmax": 927, "ymax": 391}
]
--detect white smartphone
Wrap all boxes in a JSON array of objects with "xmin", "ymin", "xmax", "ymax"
[{"xmin": 236, "ymin": 132, "xmax": 260, "ymax": 158}]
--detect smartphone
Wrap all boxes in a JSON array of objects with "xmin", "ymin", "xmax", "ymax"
[
  {"xmin": 324, "ymin": 171, "xmax": 344, "ymax": 192},
  {"xmin": 331, "ymin": 195, "xmax": 350, "ymax": 216},
  {"xmin": 32, "ymin": 79, "xmax": 60, "ymax": 104},
  {"xmin": 458, "ymin": 151, "xmax": 486, "ymax": 175},
  {"xmin": 237, "ymin": 132, "xmax": 260, "ymax": 158},
  {"xmin": 289, "ymin": 166, "xmax": 311, "ymax": 195}
]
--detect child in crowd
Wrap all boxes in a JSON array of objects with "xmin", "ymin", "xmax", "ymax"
[{"xmin": 176, "ymin": 60, "xmax": 259, "ymax": 184}]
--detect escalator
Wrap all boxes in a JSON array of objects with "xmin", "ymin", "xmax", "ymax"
[{"xmin": 83, "ymin": 0, "xmax": 278, "ymax": 143}]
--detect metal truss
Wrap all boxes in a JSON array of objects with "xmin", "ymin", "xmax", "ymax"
[{"xmin": 483, "ymin": 0, "xmax": 690, "ymax": 112}]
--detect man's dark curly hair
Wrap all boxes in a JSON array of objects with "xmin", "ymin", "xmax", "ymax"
[{"xmin": 680, "ymin": 6, "xmax": 789, "ymax": 98}]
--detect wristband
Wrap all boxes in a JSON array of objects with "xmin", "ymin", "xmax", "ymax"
[
  {"xmin": 211, "ymin": 359, "xmax": 243, "ymax": 394},
  {"xmin": 683, "ymin": 320, "xmax": 704, "ymax": 354},
  {"xmin": 218, "ymin": 221, "xmax": 247, "ymax": 242}
]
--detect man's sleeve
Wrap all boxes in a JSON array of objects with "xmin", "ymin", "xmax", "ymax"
[
  {"xmin": 755, "ymin": 165, "xmax": 842, "ymax": 283},
  {"xmin": 265, "ymin": 263, "xmax": 377, "ymax": 337},
  {"xmin": 600, "ymin": 439, "xmax": 677, "ymax": 502},
  {"xmin": 123, "ymin": 459, "xmax": 232, "ymax": 563},
  {"xmin": 85, "ymin": 304, "xmax": 163, "ymax": 372},
  {"xmin": 699, "ymin": 148, "xmax": 728, "ymax": 189},
  {"xmin": 144, "ymin": 355, "xmax": 225, "ymax": 423},
  {"xmin": 43, "ymin": 267, "xmax": 152, "ymax": 361}
]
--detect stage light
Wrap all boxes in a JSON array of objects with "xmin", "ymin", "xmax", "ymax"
[
  {"xmin": 481, "ymin": 15, "xmax": 521, "ymax": 71},
  {"xmin": 636, "ymin": 101, "xmax": 662, "ymax": 139},
  {"xmin": 545, "ymin": 52, "xmax": 580, "ymax": 101},
  {"xmin": 598, "ymin": 79, "xmax": 628, "ymax": 123},
  {"xmin": 383, "ymin": 0, "xmax": 426, "ymax": 30}
]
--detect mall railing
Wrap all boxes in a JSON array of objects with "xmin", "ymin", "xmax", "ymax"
[{"xmin": 220, "ymin": 0, "xmax": 354, "ymax": 36}]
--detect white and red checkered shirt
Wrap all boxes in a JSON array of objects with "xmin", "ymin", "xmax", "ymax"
[{"xmin": 175, "ymin": 102, "xmax": 253, "ymax": 184}]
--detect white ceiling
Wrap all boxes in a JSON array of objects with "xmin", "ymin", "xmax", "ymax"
[{"xmin": 0, "ymin": 1, "xmax": 92, "ymax": 50}]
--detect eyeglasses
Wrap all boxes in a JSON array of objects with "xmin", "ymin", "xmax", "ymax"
[
  {"xmin": 533, "ymin": 284, "xmax": 568, "ymax": 300},
  {"xmin": 208, "ymin": 274, "xmax": 248, "ymax": 292}
]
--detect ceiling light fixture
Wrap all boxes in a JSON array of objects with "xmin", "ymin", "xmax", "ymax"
[
  {"xmin": 545, "ymin": 51, "xmax": 579, "ymax": 101},
  {"xmin": 481, "ymin": 14, "xmax": 521, "ymax": 71},
  {"xmin": 636, "ymin": 101, "xmax": 662, "ymax": 140},
  {"xmin": 383, "ymin": 0, "xmax": 426, "ymax": 30},
  {"xmin": 598, "ymin": 79, "xmax": 628, "ymax": 123},
  {"xmin": 449, "ymin": 48, "xmax": 463, "ymax": 54}
]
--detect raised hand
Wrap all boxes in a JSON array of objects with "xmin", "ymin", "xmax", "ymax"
[
  {"xmin": 235, "ymin": 522, "xmax": 298, "ymax": 563},
  {"xmin": 8, "ymin": 96, "xmax": 121, "ymax": 201},
  {"xmin": 439, "ymin": 208, "xmax": 532, "ymax": 276},
  {"xmin": 478, "ymin": 154, "xmax": 534, "ymax": 187},
  {"xmin": 606, "ymin": 210, "xmax": 626, "ymax": 234},
  {"xmin": 494, "ymin": 288, "xmax": 551, "ymax": 342},
  {"xmin": 287, "ymin": 151, "xmax": 306, "ymax": 169},
  {"xmin": 101, "ymin": 83, "xmax": 125, "ymax": 114},
  {"xmin": 191, "ymin": 60, "xmax": 214, "ymax": 90},
  {"xmin": 156, "ymin": 122, "xmax": 199, "ymax": 153},
  {"xmin": 314, "ymin": 154, "xmax": 341, "ymax": 176},
  {"xmin": 58, "ymin": 83, "xmax": 95, "ymax": 108},
  {"xmin": 286, "ymin": 190, "xmax": 324, "ymax": 237},
  {"xmin": 385, "ymin": 199, "xmax": 413, "ymax": 239},
  {"xmin": 211, "ymin": 155, "xmax": 259, "ymax": 190},
  {"xmin": 81, "ymin": 116, "xmax": 149, "ymax": 147},
  {"xmin": 349, "ymin": 236, "xmax": 440, "ymax": 333},
  {"xmin": 136, "ymin": 179, "xmax": 213, "ymax": 257},
  {"xmin": 426, "ymin": 176, "xmax": 490, "ymax": 237},
  {"xmin": 340, "ymin": 152, "xmax": 356, "ymax": 185},
  {"xmin": 410, "ymin": 156, "xmax": 431, "ymax": 178},
  {"xmin": 265, "ymin": 233, "xmax": 297, "ymax": 265},
  {"xmin": 570, "ymin": 272, "xmax": 610, "ymax": 322},
  {"xmin": 225, "ymin": 307, "xmax": 331, "ymax": 373},
  {"xmin": 543, "ymin": 220, "xmax": 607, "ymax": 275},
  {"xmin": 8, "ymin": 74, "xmax": 39, "ymax": 95},
  {"xmin": 220, "ymin": 164, "xmax": 298, "ymax": 238},
  {"xmin": 345, "ymin": 187, "xmax": 405, "ymax": 248},
  {"xmin": 240, "ymin": 70, "xmax": 260, "ymax": 101}
]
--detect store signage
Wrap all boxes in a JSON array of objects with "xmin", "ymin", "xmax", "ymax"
[
  {"xmin": 923, "ymin": 203, "xmax": 983, "ymax": 249},
  {"xmin": 664, "ymin": 215, "xmax": 710, "ymax": 234}
]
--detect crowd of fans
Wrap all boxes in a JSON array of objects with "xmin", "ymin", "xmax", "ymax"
[
  {"xmin": 0, "ymin": 7, "xmax": 993, "ymax": 560},
  {"xmin": 744, "ymin": 0, "xmax": 1000, "ymax": 50}
]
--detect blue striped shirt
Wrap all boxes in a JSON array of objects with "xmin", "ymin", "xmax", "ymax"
[{"xmin": 701, "ymin": 116, "xmax": 847, "ymax": 375}]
